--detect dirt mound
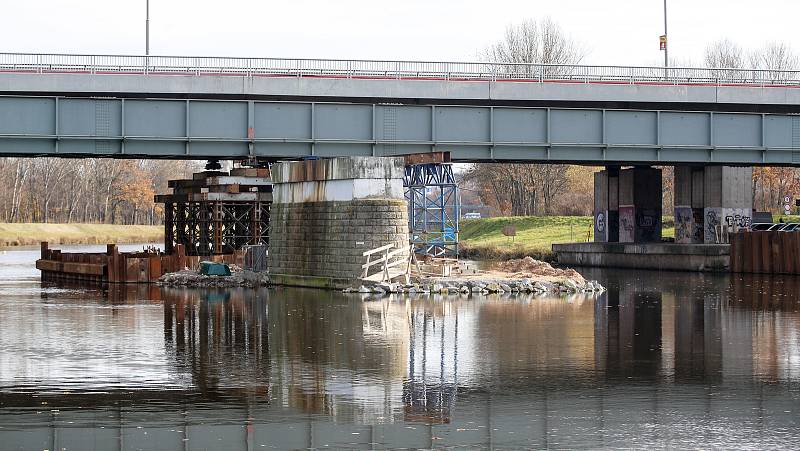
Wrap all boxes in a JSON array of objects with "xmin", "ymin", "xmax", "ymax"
[{"xmin": 493, "ymin": 256, "xmax": 584, "ymax": 282}]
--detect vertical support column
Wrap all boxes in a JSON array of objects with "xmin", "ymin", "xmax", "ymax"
[
  {"xmin": 608, "ymin": 167, "xmax": 620, "ymax": 242},
  {"xmin": 164, "ymin": 202, "xmax": 174, "ymax": 254},
  {"xmin": 403, "ymin": 163, "xmax": 459, "ymax": 257},
  {"xmin": 593, "ymin": 167, "xmax": 619, "ymax": 243},
  {"xmin": 703, "ymin": 166, "xmax": 753, "ymax": 244},
  {"xmin": 674, "ymin": 166, "xmax": 705, "ymax": 244},
  {"xmin": 594, "ymin": 170, "xmax": 609, "ymax": 242},
  {"xmin": 619, "ymin": 167, "xmax": 662, "ymax": 243}
]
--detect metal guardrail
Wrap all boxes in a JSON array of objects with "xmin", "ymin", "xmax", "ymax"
[{"xmin": 1, "ymin": 52, "xmax": 800, "ymax": 87}]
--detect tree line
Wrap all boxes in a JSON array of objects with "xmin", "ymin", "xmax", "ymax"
[
  {"xmin": 0, "ymin": 158, "xmax": 201, "ymax": 224},
  {"xmin": 465, "ymin": 19, "xmax": 800, "ymax": 218}
]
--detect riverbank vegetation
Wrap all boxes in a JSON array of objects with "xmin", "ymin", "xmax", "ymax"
[
  {"xmin": 0, "ymin": 158, "xmax": 201, "ymax": 225},
  {"xmin": 460, "ymin": 216, "xmax": 675, "ymax": 261},
  {"xmin": 0, "ymin": 223, "xmax": 164, "ymax": 247}
]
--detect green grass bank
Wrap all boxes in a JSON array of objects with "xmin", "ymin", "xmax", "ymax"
[
  {"xmin": 460, "ymin": 216, "xmax": 676, "ymax": 261},
  {"xmin": 0, "ymin": 223, "xmax": 164, "ymax": 247}
]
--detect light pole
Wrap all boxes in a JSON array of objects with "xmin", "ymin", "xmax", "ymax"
[
  {"xmin": 663, "ymin": 0, "xmax": 668, "ymax": 67},
  {"xmin": 145, "ymin": 0, "xmax": 150, "ymax": 56}
]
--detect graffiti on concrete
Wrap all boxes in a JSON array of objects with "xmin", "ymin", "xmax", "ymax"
[
  {"xmin": 705, "ymin": 209, "xmax": 720, "ymax": 243},
  {"xmin": 675, "ymin": 207, "xmax": 693, "ymax": 243},
  {"xmin": 619, "ymin": 206, "xmax": 635, "ymax": 242},
  {"xmin": 692, "ymin": 209, "xmax": 704, "ymax": 243},
  {"xmin": 725, "ymin": 213, "xmax": 751, "ymax": 230}
]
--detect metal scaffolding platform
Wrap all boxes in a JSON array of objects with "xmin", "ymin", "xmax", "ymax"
[
  {"xmin": 404, "ymin": 163, "xmax": 459, "ymax": 257},
  {"xmin": 156, "ymin": 168, "xmax": 272, "ymax": 256}
]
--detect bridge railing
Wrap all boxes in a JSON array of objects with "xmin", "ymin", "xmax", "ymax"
[{"xmin": 2, "ymin": 52, "xmax": 800, "ymax": 86}]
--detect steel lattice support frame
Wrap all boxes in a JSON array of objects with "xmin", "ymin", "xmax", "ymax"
[
  {"xmin": 164, "ymin": 201, "xmax": 269, "ymax": 256},
  {"xmin": 404, "ymin": 163, "xmax": 459, "ymax": 257}
]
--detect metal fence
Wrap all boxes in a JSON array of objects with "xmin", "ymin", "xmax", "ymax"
[
  {"xmin": 242, "ymin": 244, "xmax": 268, "ymax": 272},
  {"xmin": 2, "ymin": 52, "xmax": 800, "ymax": 87}
]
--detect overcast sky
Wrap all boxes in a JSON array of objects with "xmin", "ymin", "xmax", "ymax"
[{"xmin": 1, "ymin": 0, "xmax": 797, "ymax": 66}]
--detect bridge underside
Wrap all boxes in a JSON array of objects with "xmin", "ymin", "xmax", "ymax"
[{"xmin": 2, "ymin": 94, "xmax": 800, "ymax": 165}]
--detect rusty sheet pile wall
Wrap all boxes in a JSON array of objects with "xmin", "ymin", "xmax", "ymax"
[
  {"xmin": 730, "ymin": 231, "xmax": 800, "ymax": 274},
  {"xmin": 37, "ymin": 242, "xmax": 244, "ymax": 285}
]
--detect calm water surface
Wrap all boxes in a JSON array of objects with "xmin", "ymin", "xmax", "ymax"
[{"xmin": 1, "ymin": 245, "xmax": 799, "ymax": 449}]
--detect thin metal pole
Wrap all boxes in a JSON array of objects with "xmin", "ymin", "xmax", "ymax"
[
  {"xmin": 663, "ymin": 0, "xmax": 668, "ymax": 68},
  {"xmin": 146, "ymin": 0, "xmax": 150, "ymax": 56}
]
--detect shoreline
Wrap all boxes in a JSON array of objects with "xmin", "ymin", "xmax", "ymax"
[{"xmin": 0, "ymin": 223, "xmax": 164, "ymax": 248}]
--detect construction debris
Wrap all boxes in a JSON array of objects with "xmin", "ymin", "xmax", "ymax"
[
  {"xmin": 344, "ymin": 278, "xmax": 604, "ymax": 296},
  {"xmin": 491, "ymin": 256, "xmax": 584, "ymax": 281},
  {"xmin": 156, "ymin": 268, "xmax": 269, "ymax": 288},
  {"xmin": 345, "ymin": 256, "xmax": 602, "ymax": 296}
]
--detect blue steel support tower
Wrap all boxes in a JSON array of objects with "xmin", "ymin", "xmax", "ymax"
[{"xmin": 404, "ymin": 164, "xmax": 459, "ymax": 257}]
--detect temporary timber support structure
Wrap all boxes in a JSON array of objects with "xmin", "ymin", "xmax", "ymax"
[
  {"xmin": 156, "ymin": 167, "xmax": 272, "ymax": 256},
  {"xmin": 404, "ymin": 163, "xmax": 459, "ymax": 257}
]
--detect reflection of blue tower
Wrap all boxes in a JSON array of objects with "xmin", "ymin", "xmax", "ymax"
[
  {"xmin": 404, "ymin": 164, "xmax": 459, "ymax": 257},
  {"xmin": 403, "ymin": 308, "xmax": 459, "ymax": 424}
]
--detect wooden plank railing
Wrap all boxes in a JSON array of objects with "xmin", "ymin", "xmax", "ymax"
[{"xmin": 361, "ymin": 243, "xmax": 411, "ymax": 284}]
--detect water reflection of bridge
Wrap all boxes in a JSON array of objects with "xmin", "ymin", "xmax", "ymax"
[{"xmin": 3, "ymin": 276, "xmax": 800, "ymax": 449}]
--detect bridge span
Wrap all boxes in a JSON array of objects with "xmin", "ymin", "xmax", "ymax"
[{"xmin": 1, "ymin": 53, "xmax": 800, "ymax": 164}]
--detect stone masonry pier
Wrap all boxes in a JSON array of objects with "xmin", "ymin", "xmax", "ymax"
[{"xmin": 268, "ymin": 157, "xmax": 409, "ymax": 289}]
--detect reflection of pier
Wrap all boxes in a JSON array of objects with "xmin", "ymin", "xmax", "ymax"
[{"xmin": 4, "ymin": 281, "xmax": 800, "ymax": 448}]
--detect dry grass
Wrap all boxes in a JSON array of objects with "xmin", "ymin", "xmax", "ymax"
[
  {"xmin": 0, "ymin": 223, "xmax": 164, "ymax": 247},
  {"xmin": 460, "ymin": 216, "xmax": 676, "ymax": 261}
]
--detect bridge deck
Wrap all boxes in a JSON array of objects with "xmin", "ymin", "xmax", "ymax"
[{"xmin": 1, "ymin": 53, "xmax": 800, "ymax": 164}]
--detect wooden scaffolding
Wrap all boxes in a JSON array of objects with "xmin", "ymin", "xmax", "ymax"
[{"xmin": 155, "ymin": 168, "xmax": 272, "ymax": 256}]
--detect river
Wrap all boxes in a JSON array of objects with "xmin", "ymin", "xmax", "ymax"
[{"xmin": 0, "ymin": 245, "xmax": 799, "ymax": 449}]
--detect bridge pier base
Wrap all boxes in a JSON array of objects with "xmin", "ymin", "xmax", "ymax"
[
  {"xmin": 267, "ymin": 156, "xmax": 409, "ymax": 289},
  {"xmin": 594, "ymin": 166, "xmax": 662, "ymax": 244},
  {"xmin": 674, "ymin": 166, "xmax": 753, "ymax": 244}
]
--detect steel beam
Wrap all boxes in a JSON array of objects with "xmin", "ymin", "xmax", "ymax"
[{"xmin": 1, "ymin": 95, "xmax": 800, "ymax": 165}]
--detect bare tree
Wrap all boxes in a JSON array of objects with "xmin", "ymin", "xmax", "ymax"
[
  {"xmin": 705, "ymin": 39, "xmax": 745, "ymax": 68},
  {"xmin": 704, "ymin": 39, "xmax": 747, "ymax": 81},
  {"xmin": 751, "ymin": 42, "xmax": 798, "ymax": 81},
  {"xmin": 483, "ymin": 18, "xmax": 585, "ymax": 78},
  {"xmin": 0, "ymin": 157, "xmax": 202, "ymax": 225},
  {"xmin": 468, "ymin": 18, "xmax": 582, "ymax": 217}
]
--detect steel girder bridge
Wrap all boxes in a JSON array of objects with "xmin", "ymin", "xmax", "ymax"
[{"xmin": 2, "ymin": 53, "xmax": 800, "ymax": 165}]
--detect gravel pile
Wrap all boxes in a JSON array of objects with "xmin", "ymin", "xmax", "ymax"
[
  {"xmin": 157, "ymin": 269, "xmax": 269, "ymax": 288},
  {"xmin": 344, "ymin": 278, "xmax": 604, "ymax": 296}
]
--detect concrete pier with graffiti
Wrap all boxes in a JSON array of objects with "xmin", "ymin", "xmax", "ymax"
[{"xmin": 556, "ymin": 164, "xmax": 754, "ymax": 272}]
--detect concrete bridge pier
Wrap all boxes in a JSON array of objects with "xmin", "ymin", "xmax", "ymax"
[
  {"xmin": 594, "ymin": 166, "xmax": 662, "ymax": 244},
  {"xmin": 674, "ymin": 166, "xmax": 753, "ymax": 244},
  {"xmin": 267, "ymin": 156, "xmax": 409, "ymax": 289}
]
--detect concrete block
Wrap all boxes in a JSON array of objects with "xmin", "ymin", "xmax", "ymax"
[
  {"xmin": 619, "ymin": 206, "xmax": 635, "ymax": 243},
  {"xmin": 721, "ymin": 166, "xmax": 753, "ymax": 208},
  {"xmin": 271, "ymin": 156, "xmax": 405, "ymax": 184},
  {"xmin": 691, "ymin": 168, "xmax": 705, "ymax": 209},
  {"xmin": 675, "ymin": 206, "xmax": 699, "ymax": 244},
  {"xmin": 674, "ymin": 166, "xmax": 692, "ymax": 206}
]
